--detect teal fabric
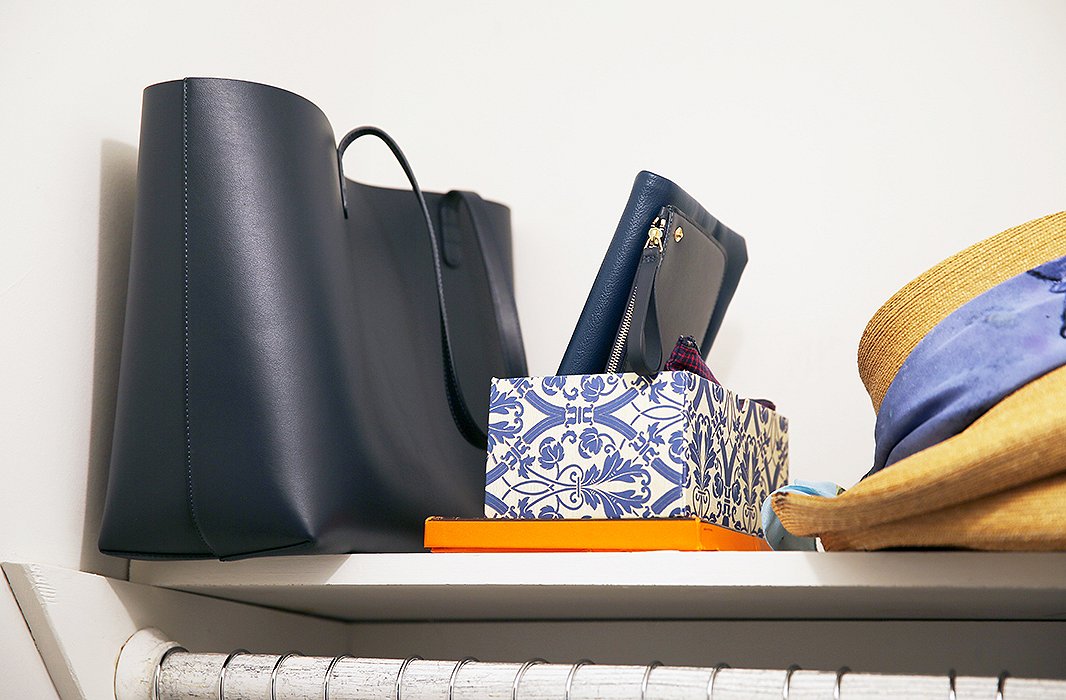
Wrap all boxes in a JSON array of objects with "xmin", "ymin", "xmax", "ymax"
[{"xmin": 761, "ymin": 481, "xmax": 842, "ymax": 551}]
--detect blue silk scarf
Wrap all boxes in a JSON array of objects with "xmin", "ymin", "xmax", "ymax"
[{"xmin": 869, "ymin": 254, "xmax": 1066, "ymax": 476}]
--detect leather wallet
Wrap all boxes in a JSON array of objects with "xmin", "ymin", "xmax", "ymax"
[
  {"xmin": 558, "ymin": 171, "xmax": 747, "ymax": 375},
  {"xmin": 606, "ymin": 206, "xmax": 727, "ymax": 375}
]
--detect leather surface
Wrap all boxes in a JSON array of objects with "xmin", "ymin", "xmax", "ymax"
[
  {"xmin": 337, "ymin": 127, "xmax": 516, "ymax": 449},
  {"xmin": 558, "ymin": 171, "xmax": 747, "ymax": 375},
  {"xmin": 622, "ymin": 245, "xmax": 664, "ymax": 375},
  {"xmin": 625, "ymin": 207, "xmax": 727, "ymax": 375},
  {"xmin": 99, "ymin": 80, "xmax": 209, "ymax": 557},
  {"xmin": 99, "ymin": 78, "xmax": 524, "ymax": 558},
  {"xmin": 438, "ymin": 191, "xmax": 527, "ymax": 430}
]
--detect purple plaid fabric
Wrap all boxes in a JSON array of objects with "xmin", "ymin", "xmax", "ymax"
[
  {"xmin": 664, "ymin": 335, "xmax": 717, "ymax": 381},
  {"xmin": 664, "ymin": 336, "xmax": 776, "ymax": 410}
]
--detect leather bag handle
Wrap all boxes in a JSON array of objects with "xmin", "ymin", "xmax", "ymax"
[
  {"xmin": 626, "ymin": 247, "xmax": 664, "ymax": 376},
  {"xmin": 439, "ymin": 190, "xmax": 527, "ymax": 380},
  {"xmin": 336, "ymin": 126, "xmax": 515, "ymax": 448}
]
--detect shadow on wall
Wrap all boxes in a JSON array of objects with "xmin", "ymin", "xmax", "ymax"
[{"xmin": 82, "ymin": 140, "xmax": 137, "ymax": 578}]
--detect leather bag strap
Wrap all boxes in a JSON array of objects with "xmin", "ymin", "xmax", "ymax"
[
  {"xmin": 439, "ymin": 190, "xmax": 527, "ymax": 379},
  {"xmin": 336, "ymin": 126, "xmax": 494, "ymax": 448},
  {"xmin": 626, "ymin": 247, "xmax": 664, "ymax": 376}
]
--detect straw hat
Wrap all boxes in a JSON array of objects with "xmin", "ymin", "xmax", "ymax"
[{"xmin": 774, "ymin": 211, "xmax": 1066, "ymax": 550}]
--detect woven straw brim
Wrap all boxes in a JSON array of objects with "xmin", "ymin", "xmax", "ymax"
[
  {"xmin": 819, "ymin": 472, "xmax": 1066, "ymax": 551},
  {"xmin": 858, "ymin": 211, "xmax": 1066, "ymax": 411},
  {"xmin": 773, "ymin": 363, "xmax": 1066, "ymax": 538}
]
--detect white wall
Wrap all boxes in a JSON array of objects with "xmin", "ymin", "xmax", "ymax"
[{"xmin": 1, "ymin": 0, "xmax": 1065, "ymax": 690}]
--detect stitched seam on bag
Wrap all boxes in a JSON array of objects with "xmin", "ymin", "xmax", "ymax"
[{"xmin": 182, "ymin": 80, "xmax": 211, "ymax": 551}]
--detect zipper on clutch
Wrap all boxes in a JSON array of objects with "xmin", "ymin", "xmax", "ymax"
[{"xmin": 605, "ymin": 215, "xmax": 667, "ymax": 373}]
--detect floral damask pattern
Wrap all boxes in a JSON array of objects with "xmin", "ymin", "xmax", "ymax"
[{"xmin": 484, "ymin": 372, "xmax": 789, "ymax": 536}]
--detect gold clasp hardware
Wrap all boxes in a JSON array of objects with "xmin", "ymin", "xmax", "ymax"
[
  {"xmin": 674, "ymin": 226, "xmax": 684, "ymax": 242},
  {"xmin": 646, "ymin": 218, "xmax": 664, "ymax": 249}
]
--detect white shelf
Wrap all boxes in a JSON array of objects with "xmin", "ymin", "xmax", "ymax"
[{"xmin": 129, "ymin": 551, "xmax": 1066, "ymax": 622}]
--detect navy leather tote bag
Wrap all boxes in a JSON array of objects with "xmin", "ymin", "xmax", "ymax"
[{"xmin": 99, "ymin": 78, "xmax": 526, "ymax": 559}]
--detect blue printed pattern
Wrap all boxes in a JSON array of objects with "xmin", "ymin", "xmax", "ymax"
[{"xmin": 484, "ymin": 372, "xmax": 789, "ymax": 536}]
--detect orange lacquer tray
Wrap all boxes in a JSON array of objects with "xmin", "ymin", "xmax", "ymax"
[{"xmin": 424, "ymin": 516, "xmax": 770, "ymax": 553}]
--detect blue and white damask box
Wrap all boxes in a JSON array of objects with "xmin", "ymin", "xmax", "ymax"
[{"xmin": 484, "ymin": 372, "xmax": 789, "ymax": 537}]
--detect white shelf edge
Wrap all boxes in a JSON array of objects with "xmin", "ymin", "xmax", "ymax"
[{"xmin": 128, "ymin": 551, "xmax": 1066, "ymax": 622}]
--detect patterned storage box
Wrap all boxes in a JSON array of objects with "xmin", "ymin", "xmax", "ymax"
[{"xmin": 484, "ymin": 372, "xmax": 789, "ymax": 537}]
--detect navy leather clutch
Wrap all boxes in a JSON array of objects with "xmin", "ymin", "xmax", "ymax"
[
  {"xmin": 606, "ymin": 205, "xmax": 728, "ymax": 376},
  {"xmin": 558, "ymin": 171, "xmax": 747, "ymax": 375}
]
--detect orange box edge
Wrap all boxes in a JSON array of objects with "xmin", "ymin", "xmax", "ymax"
[{"xmin": 423, "ymin": 517, "xmax": 770, "ymax": 552}]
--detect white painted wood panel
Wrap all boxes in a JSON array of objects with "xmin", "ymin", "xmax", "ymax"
[
  {"xmin": 2, "ymin": 562, "xmax": 351, "ymax": 700},
  {"xmin": 9, "ymin": 561, "xmax": 1066, "ymax": 699},
  {"xmin": 130, "ymin": 551, "xmax": 1066, "ymax": 621},
  {"xmin": 344, "ymin": 619, "xmax": 1066, "ymax": 679},
  {"xmin": 0, "ymin": 573, "xmax": 61, "ymax": 699}
]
